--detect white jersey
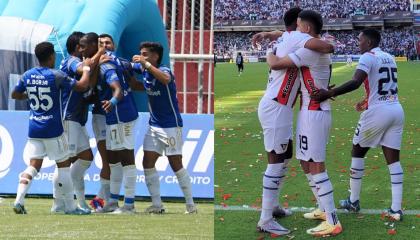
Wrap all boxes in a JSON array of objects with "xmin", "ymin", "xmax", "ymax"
[
  {"xmin": 263, "ymin": 31, "xmax": 312, "ymax": 107},
  {"xmin": 356, "ymin": 47, "xmax": 399, "ymax": 108},
  {"xmin": 289, "ymin": 48, "xmax": 332, "ymax": 111}
]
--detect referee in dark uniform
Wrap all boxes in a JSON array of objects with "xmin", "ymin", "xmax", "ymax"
[{"xmin": 236, "ymin": 52, "xmax": 244, "ymax": 76}]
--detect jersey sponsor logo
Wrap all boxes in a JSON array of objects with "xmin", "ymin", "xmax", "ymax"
[
  {"xmin": 378, "ymin": 95, "xmax": 398, "ymax": 102},
  {"xmin": 277, "ymin": 67, "xmax": 298, "ymax": 105},
  {"xmin": 29, "ymin": 114, "xmax": 53, "ymax": 121},
  {"xmin": 146, "ymin": 89, "xmax": 161, "ymax": 96},
  {"xmin": 0, "ymin": 125, "xmax": 14, "ymax": 179}
]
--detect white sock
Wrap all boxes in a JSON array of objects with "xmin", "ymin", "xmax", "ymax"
[
  {"xmin": 175, "ymin": 168, "xmax": 194, "ymax": 205},
  {"xmin": 144, "ymin": 168, "xmax": 162, "ymax": 207},
  {"xmin": 15, "ymin": 166, "xmax": 38, "ymax": 205},
  {"xmin": 260, "ymin": 163, "xmax": 283, "ymax": 222},
  {"xmin": 70, "ymin": 159, "xmax": 91, "ymax": 203},
  {"xmin": 109, "ymin": 162, "xmax": 123, "ymax": 203},
  {"xmin": 123, "ymin": 165, "xmax": 137, "ymax": 207},
  {"xmin": 305, "ymin": 173, "xmax": 324, "ymax": 211},
  {"xmin": 313, "ymin": 172, "xmax": 339, "ymax": 225},
  {"xmin": 54, "ymin": 167, "xmax": 75, "ymax": 212},
  {"xmin": 98, "ymin": 178, "xmax": 110, "ymax": 201},
  {"xmin": 388, "ymin": 161, "xmax": 403, "ymax": 211},
  {"xmin": 349, "ymin": 158, "xmax": 364, "ymax": 203},
  {"xmin": 273, "ymin": 159, "xmax": 290, "ymax": 209}
]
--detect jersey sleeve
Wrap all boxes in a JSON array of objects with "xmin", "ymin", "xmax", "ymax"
[
  {"xmin": 290, "ymin": 31, "xmax": 313, "ymax": 49},
  {"xmin": 159, "ymin": 66, "xmax": 173, "ymax": 82},
  {"xmin": 131, "ymin": 63, "xmax": 143, "ymax": 74},
  {"xmin": 14, "ymin": 73, "xmax": 26, "ymax": 93},
  {"xmin": 68, "ymin": 57, "xmax": 82, "ymax": 75},
  {"xmin": 288, "ymin": 48, "xmax": 320, "ymax": 67},
  {"xmin": 356, "ymin": 54, "xmax": 374, "ymax": 74},
  {"xmin": 100, "ymin": 62, "xmax": 120, "ymax": 85},
  {"xmin": 52, "ymin": 69, "xmax": 76, "ymax": 90}
]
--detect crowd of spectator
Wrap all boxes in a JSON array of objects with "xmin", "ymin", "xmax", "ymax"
[
  {"xmin": 214, "ymin": 28, "xmax": 417, "ymax": 59},
  {"xmin": 215, "ymin": 0, "xmax": 410, "ymax": 20}
]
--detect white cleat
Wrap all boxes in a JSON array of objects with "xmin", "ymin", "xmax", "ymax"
[
  {"xmin": 145, "ymin": 205, "xmax": 165, "ymax": 214},
  {"xmin": 77, "ymin": 201, "xmax": 92, "ymax": 213},
  {"xmin": 109, "ymin": 205, "xmax": 136, "ymax": 214},
  {"xmin": 96, "ymin": 201, "xmax": 119, "ymax": 213},
  {"xmin": 50, "ymin": 200, "xmax": 65, "ymax": 213},
  {"xmin": 257, "ymin": 218, "xmax": 290, "ymax": 236},
  {"xmin": 185, "ymin": 204, "xmax": 198, "ymax": 214}
]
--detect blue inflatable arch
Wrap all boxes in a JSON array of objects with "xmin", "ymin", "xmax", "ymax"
[{"xmin": 0, "ymin": 0, "xmax": 169, "ymax": 110}]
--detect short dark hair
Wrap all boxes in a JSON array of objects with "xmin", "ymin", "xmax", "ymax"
[
  {"xmin": 139, "ymin": 42, "xmax": 164, "ymax": 65},
  {"xmin": 284, "ymin": 7, "xmax": 302, "ymax": 27},
  {"xmin": 82, "ymin": 32, "xmax": 99, "ymax": 45},
  {"xmin": 35, "ymin": 42, "xmax": 55, "ymax": 63},
  {"xmin": 298, "ymin": 10, "xmax": 323, "ymax": 34},
  {"xmin": 362, "ymin": 29, "xmax": 381, "ymax": 47},
  {"xmin": 66, "ymin": 31, "xmax": 84, "ymax": 54},
  {"xmin": 99, "ymin": 33, "xmax": 114, "ymax": 43}
]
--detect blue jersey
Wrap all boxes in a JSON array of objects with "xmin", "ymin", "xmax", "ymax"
[
  {"xmin": 97, "ymin": 51, "xmax": 138, "ymax": 124},
  {"xmin": 60, "ymin": 56, "xmax": 90, "ymax": 125},
  {"xmin": 14, "ymin": 67, "xmax": 76, "ymax": 138},
  {"xmin": 143, "ymin": 65, "xmax": 183, "ymax": 128},
  {"xmin": 92, "ymin": 54, "xmax": 141, "ymax": 116}
]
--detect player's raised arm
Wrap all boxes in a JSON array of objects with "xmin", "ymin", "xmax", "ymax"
[
  {"xmin": 252, "ymin": 31, "xmax": 283, "ymax": 48},
  {"xmin": 304, "ymin": 38, "xmax": 334, "ymax": 54},
  {"xmin": 72, "ymin": 58, "xmax": 93, "ymax": 92},
  {"xmin": 132, "ymin": 55, "xmax": 171, "ymax": 85},
  {"xmin": 11, "ymin": 75, "xmax": 28, "ymax": 100}
]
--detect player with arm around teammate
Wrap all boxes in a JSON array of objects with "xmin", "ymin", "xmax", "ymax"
[{"xmin": 12, "ymin": 42, "xmax": 92, "ymax": 215}]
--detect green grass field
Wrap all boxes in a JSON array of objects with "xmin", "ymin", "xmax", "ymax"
[
  {"xmin": 0, "ymin": 198, "xmax": 213, "ymax": 240},
  {"xmin": 214, "ymin": 62, "xmax": 420, "ymax": 239}
]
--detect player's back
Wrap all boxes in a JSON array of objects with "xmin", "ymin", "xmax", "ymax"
[
  {"xmin": 358, "ymin": 48, "xmax": 399, "ymax": 109},
  {"xmin": 19, "ymin": 67, "xmax": 73, "ymax": 138},
  {"xmin": 264, "ymin": 31, "xmax": 312, "ymax": 108}
]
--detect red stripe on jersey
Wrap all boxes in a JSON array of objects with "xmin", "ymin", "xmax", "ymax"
[
  {"xmin": 363, "ymin": 76, "xmax": 370, "ymax": 109},
  {"xmin": 301, "ymin": 67, "xmax": 321, "ymax": 110},
  {"xmin": 276, "ymin": 67, "xmax": 298, "ymax": 105}
]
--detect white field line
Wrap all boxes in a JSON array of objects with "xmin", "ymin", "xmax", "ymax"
[{"xmin": 214, "ymin": 205, "xmax": 420, "ymax": 215}]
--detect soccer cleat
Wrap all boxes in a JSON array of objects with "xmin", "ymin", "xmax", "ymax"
[
  {"xmin": 89, "ymin": 197, "xmax": 105, "ymax": 211},
  {"xmin": 96, "ymin": 201, "xmax": 119, "ymax": 213},
  {"xmin": 306, "ymin": 221, "xmax": 342, "ymax": 237},
  {"xmin": 339, "ymin": 197, "xmax": 360, "ymax": 212},
  {"xmin": 385, "ymin": 208, "xmax": 403, "ymax": 221},
  {"xmin": 145, "ymin": 205, "xmax": 166, "ymax": 214},
  {"xmin": 109, "ymin": 205, "xmax": 136, "ymax": 215},
  {"xmin": 303, "ymin": 208, "xmax": 326, "ymax": 220},
  {"xmin": 77, "ymin": 201, "xmax": 92, "ymax": 213},
  {"xmin": 13, "ymin": 203, "xmax": 27, "ymax": 214},
  {"xmin": 185, "ymin": 204, "xmax": 198, "ymax": 214},
  {"xmin": 272, "ymin": 206, "xmax": 292, "ymax": 218},
  {"xmin": 257, "ymin": 218, "xmax": 290, "ymax": 236},
  {"xmin": 65, "ymin": 206, "xmax": 91, "ymax": 215}
]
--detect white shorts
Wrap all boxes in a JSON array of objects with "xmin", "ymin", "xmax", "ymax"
[
  {"xmin": 92, "ymin": 114, "xmax": 106, "ymax": 142},
  {"xmin": 143, "ymin": 126, "xmax": 183, "ymax": 156},
  {"xmin": 258, "ymin": 98, "xmax": 293, "ymax": 154},
  {"xmin": 26, "ymin": 134, "xmax": 69, "ymax": 163},
  {"xmin": 353, "ymin": 104, "xmax": 404, "ymax": 150},
  {"xmin": 295, "ymin": 110, "xmax": 331, "ymax": 162},
  {"xmin": 63, "ymin": 120, "xmax": 91, "ymax": 157},
  {"xmin": 106, "ymin": 120, "xmax": 137, "ymax": 151}
]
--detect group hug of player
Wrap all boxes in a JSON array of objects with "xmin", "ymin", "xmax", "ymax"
[
  {"xmin": 11, "ymin": 32, "xmax": 197, "ymax": 215},
  {"xmin": 252, "ymin": 8, "xmax": 404, "ymax": 237}
]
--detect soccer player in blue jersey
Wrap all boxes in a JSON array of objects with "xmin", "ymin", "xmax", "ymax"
[
  {"xmin": 79, "ymin": 33, "xmax": 139, "ymax": 214},
  {"xmin": 58, "ymin": 31, "xmax": 107, "ymax": 212},
  {"xmin": 132, "ymin": 42, "xmax": 196, "ymax": 214},
  {"xmin": 12, "ymin": 42, "xmax": 92, "ymax": 215}
]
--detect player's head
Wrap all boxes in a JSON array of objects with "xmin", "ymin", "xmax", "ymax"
[
  {"xmin": 35, "ymin": 41, "xmax": 55, "ymax": 67},
  {"xmin": 297, "ymin": 10, "xmax": 323, "ymax": 36},
  {"xmin": 283, "ymin": 7, "xmax": 302, "ymax": 31},
  {"xmin": 79, "ymin": 32, "xmax": 99, "ymax": 58},
  {"xmin": 99, "ymin": 33, "xmax": 115, "ymax": 51},
  {"xmin": 66, "ymin": 31, "xmax": 85, "ymax": 58},
  {"xmin": 139, "ymin": 42, "xmax": 164, "ymax": 66},
  {"xmin": 238, "ymin": 52, "xmax": 242, "ymax": 56},
  {"xmin": 359, "ymin": 29, "xmax": 381, "ymax": 53}
]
